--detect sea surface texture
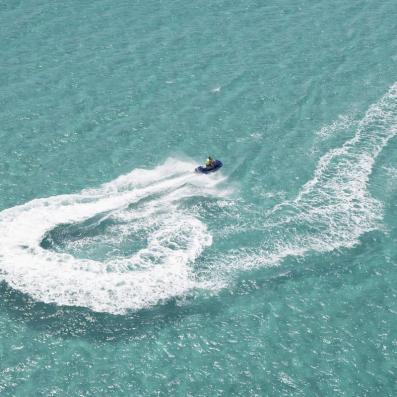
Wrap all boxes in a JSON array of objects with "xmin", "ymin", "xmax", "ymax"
[{"xmin": 1, "ymin": 0, "xmax": 397, "ymax": 395}]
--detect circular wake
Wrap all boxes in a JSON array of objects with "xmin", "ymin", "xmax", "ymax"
[{"xmin": 0, "ymin": 159, "xmax": 227, "ymax": 314}]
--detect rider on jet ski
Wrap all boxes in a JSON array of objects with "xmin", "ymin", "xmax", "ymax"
[{"xmin": 205, "ymin": 156, "xmax": 215, "ymax": 168}]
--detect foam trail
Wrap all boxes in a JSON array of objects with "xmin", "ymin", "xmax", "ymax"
[
  {"xmin": 0, "ymin": 159, "xmax": 227, "ymax": 314},
  {"xmin": 315, "ymin": 113, "xmax": 356, "ymax": 140},
  {"xmin": 2, "ymin": 84, "xmax": 397, "ymax": 313},
  {"xmin": 220, "ymin": 83, "xmax": 397, "ymax": 270}
]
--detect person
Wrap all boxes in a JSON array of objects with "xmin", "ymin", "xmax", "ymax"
[{"xmin": 205, "ymin": 156, "xmax": 215, "ymax": 168}]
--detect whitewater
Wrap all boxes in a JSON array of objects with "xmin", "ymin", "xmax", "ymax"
[{"xmin": 1, "ymin": 84, "xmax": 396, "ymax": 315}]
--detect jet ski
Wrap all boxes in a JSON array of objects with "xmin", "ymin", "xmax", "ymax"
[{"xmin": 195, "ymin": 159, "xmax": 223, "ymax": 174}]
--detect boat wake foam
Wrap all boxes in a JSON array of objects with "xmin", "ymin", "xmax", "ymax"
[
  {"xmin": 0, "ymin": 159, "xmax": 227, "ymax": 314},
  {"xmin": 222, "ymin": 83, "xmax": 397, "ymax": 271},
  {"xmin": 1, "ymin": 83, "xmax": 397, "ymax": 314}
]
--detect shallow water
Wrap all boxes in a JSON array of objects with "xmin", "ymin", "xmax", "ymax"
[{"xmin": 1, "ymin": 0, "xmax": 397, "ymax": 395}]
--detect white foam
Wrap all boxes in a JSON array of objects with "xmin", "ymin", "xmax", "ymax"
[
  {"xmin": 315, "ymin": 113, "xmax": 356, "ymax": 140},
  {"xmin": 0, "ymin": 158, "xmax": 227, "ymax": 314},
  {"xmin": 2, "ymin": 84, "xmax": 397, "ymax": 313},
  {"xmin": 221, "ymin": 83, "xmax": 397, "ymax": 271}
]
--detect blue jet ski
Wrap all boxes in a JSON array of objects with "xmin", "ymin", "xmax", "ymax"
[{"xmin": 195, "ymin": 159, "xmax": 223, "ymax": 174}]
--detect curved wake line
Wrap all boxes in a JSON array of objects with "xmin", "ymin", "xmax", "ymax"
[
  {"xmin": 0, "ymin": 159, "xmax": 228, "ymax": 314},
  {"xmin": 222, "ymin": 83, "xmax": 397, "ymax": 271},
  {"xmin": 1, "ymin": 83, "xmax": 397, "ymax": 314}
]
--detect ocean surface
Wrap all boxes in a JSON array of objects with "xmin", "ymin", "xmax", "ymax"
[{"xmin": 1, "ymin": 0, "xmax": 397, "ymax": 395}]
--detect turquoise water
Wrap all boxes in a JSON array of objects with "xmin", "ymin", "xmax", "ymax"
[{"xmin": 1, "ymin": 0, "xmax": 397, "ymax": 395}]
